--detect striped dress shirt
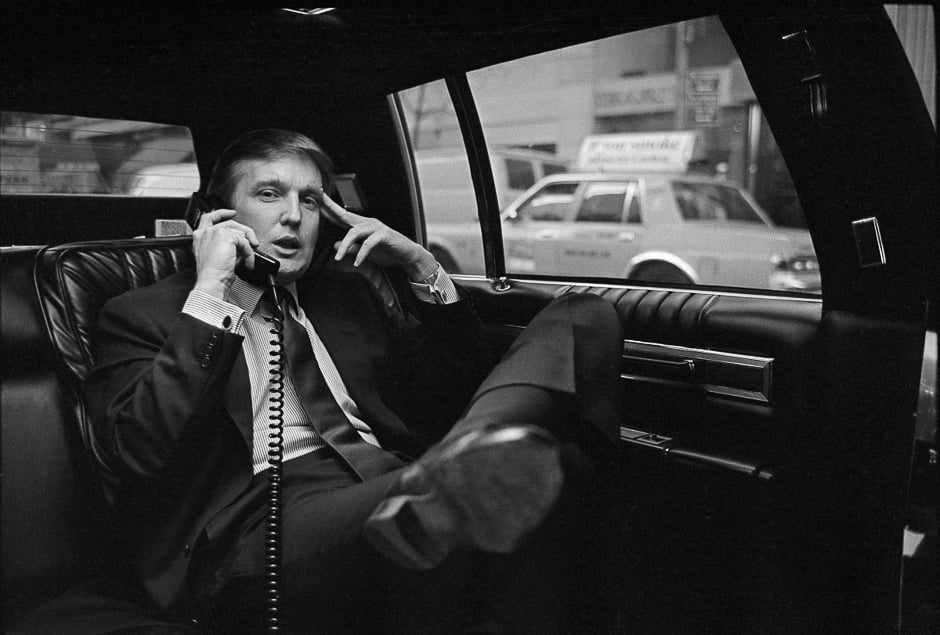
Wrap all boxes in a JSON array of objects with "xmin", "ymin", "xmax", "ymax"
[{"xmin": 182, "ymin": 266, "xmax": 457, "ymax": 474}]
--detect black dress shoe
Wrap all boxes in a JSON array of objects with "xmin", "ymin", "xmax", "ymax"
[{"xmin": 364, "ymin": 424, "xmax": 563, "ymax": 570}]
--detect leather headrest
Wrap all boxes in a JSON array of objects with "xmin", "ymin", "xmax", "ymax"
[
  {"xmin": 34, "ymin": 236, "xmax": 406, "ymax": 391},
  {"xmin": 34, "ymin": 237, "xmax": 195, "ymax": 389}
]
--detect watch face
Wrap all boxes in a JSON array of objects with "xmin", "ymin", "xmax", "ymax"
[{"xmin": 423, "ymin": 266, "xmax": 440, "ymax": 286}]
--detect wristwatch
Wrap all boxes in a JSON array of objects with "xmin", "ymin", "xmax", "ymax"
[{"xmin": 419, "ymin": 263, "xmax": 448, "ymax": 304}]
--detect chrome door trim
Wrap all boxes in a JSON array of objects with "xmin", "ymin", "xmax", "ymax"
[{"xmin": 449, "ymin": 274, "xmax": 824, "ymax": 303}]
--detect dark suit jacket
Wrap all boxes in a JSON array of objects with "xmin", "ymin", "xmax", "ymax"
[{"xmin": 83, "ymin": 267, "xmax": 490, "ymax": 617}]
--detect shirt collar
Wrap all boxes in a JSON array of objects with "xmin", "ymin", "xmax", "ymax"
[{"xmin": 228, "ymin": 277, "xmax": 299, "ymax": 314}]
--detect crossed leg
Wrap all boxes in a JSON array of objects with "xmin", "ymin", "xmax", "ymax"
[{"xmin": 198, "ymin": 293, "xmax": 624, "ymax": 632}]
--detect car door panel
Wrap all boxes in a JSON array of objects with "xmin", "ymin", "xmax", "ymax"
[
  {"xmin": 452, "ymin": 275, "xmax": 822, "ymax": 480},
  {"xmin": 453, "ymin": 273, "xmax": 865, "ymax": 631}
]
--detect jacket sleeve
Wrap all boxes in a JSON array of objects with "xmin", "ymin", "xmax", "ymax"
[
  {"xmin": 83, "ymin": 289, "xmax": 244, "ymax": 497},
  {"xmin": 372, "ymin": 278, "xmax": 494, "ymax": 447}
]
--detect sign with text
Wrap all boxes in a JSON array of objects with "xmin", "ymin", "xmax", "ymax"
[
  {"xmin": 594, "ymin": 67, "xmax": 734, "ymax": 118},
  {"xmin": 688, "ymin": 71, "xmax": 721, "ymax": 126},
  {"xmin": 594, "ymin": 74, "xmax": 676, "ymax": 116},
  {"xmin": 576, "ymin": 132, "xmax": 698, "ymax": 173}
]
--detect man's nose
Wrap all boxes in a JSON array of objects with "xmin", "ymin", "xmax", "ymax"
[{"xmin": 280, "ymin": 195, "xmax": 302, "ymax": 225}]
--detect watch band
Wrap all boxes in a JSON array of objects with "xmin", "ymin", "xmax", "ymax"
[{"xmin": 420, "ymin": 263, "xmax": 448, "ymax": 304}]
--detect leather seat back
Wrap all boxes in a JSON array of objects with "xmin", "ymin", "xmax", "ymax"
[
  {"xmin": 35, "ymin": 237, "xmax": 197, "ymax": 389},
  {"xmin": 4, "ymin": 236, "xmax": 402, "ymax": 628},
  {"xmin": 34, "ymin": 236, "xmax": 406, "ymax": 390},
  {"xmin": 1, "ymin": 246, "xmax": 106, "ymax": 618}
]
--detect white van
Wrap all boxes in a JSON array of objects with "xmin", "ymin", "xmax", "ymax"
[
  {"xmin": 415, "ymin": 147, "xmax": 568, "ymax": 224},
  {"xmin": 126, "ymin": 162, "xmax": 199, "ymax": 197}
]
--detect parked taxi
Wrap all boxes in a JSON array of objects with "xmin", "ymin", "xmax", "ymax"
[{"xmin": 429, "ymin": 170, "xmax": 820, "ymax": 291}]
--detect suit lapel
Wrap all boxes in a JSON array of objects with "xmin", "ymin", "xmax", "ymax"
[
  {"xmin": 223, "ymin": 347, "xmax": 254, "ymax": 449},
  {"xmin": 164, "ymin": 269, "xmax": 256, "ymax": 449},
  {"xmin": 298, "ymin": 275, "xmax": 411, "ymax": 442},
  {"xmin": 302, "ymin": 290, "xmax": 373, "ymax": 401}
]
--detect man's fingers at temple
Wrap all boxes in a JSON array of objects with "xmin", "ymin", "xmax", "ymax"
[{"xmin": 319, "ymin": 191, "xmax": 361, "ymax": 228}]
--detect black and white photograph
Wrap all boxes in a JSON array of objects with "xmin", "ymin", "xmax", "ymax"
[{"xmin": 1, "ymin": 2, "xmax": 936, "ymax": 633}]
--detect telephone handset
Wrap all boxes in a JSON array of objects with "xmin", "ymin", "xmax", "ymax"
[
  {"xmin": 185, "ymin": 192, "xmax": 281, "ymax": 286},
  {"xmin": 185, "ymin": 190, "xmax": 285, "ymax": 631}
]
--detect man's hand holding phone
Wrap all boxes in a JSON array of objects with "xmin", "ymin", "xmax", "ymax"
[
  {"xmin": 192, "ymin": 208, "xmax": 261, "ymax": 299},
  {"xmin": 319, "ymin": 190, "xmax": 438, "ymax": 282}
]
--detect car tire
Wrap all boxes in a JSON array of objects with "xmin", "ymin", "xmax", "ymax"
[
  {"xmin": 430, "ymin": 247, "xmax": 460, "ymax": 275},
  {"xmin": 629, "ymin": 262, "xmax": 694, "ymax": 285}
]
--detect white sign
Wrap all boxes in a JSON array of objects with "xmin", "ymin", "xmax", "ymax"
[
  {"xmin": 594, "ymin": 67, "xmax": 734, "ymax": 117},
  {"xmin": 594, "ymin": 74, "xmax": 676, "ymax": 116},
  {"xmin": 575, "ymin": 132, "xmax": 698, "ymax": 173}
]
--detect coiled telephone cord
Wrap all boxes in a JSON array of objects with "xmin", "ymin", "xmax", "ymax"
[{"xmin": 264, "ymin": 285, "xmax": 286, "ymax": 632}]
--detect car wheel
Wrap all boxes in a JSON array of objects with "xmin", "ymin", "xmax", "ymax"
[
  {"xmin": 430, "ymin": 247, "xmax": 460, "ymax": 274},
  {"xmin": 629, "ymin": 262, "xmax": 694, "ymax": 285}
]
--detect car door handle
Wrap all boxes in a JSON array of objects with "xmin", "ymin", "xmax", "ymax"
[
  {"xmin": 622, "ymin": 355, "xmax": 697, "ymax": 382},
  {"xmin": 618, "ymin": 231, "xmax": 635, "ymax": 242},
  {"xmin": 536, "ymin": 229, "xmax": 558, "ymax": 240}
]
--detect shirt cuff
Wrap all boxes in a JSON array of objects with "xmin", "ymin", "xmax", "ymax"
[
  {"xmin": 182, "ymin": 290, "xmax": 246, "ymax": 333},
  {"xmin": 409, "ymin": 265, "xmax": 459, "ymax": 305}
]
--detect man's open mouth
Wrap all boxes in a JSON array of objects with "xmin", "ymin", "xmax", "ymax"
[{"xmin": 273, "ymin": 236, "xmax": 301, "ymax": 249}]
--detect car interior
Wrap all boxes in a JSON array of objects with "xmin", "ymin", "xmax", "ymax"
[{"xmin": 2, "ymin": 2, "xmax": 936, "ymax": 633}]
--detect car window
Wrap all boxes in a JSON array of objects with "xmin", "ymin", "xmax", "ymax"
[
  {"xmin": 576, "ymin": 182, "xmax": 630, "ymax": 223},
  {"xmin": 516, "ymin": 182, "xmax": 579, "ymax": 222},
  {"xmin": 400, "ymin": 9, "xmax": 931, "ymax": 293},
  {"xmin": 0, "ymin": 112, "xmax": 196, "ymax": 196},
  {"xmin": 626, "ymin": 194, "xmax": 642, "ymax": 223},
  {"xmin": 886, "ymin": 4, "xmax": 936, "ymax": 127},
  {"xmin": 673, "ymin": 182, "xmax": 766, "ymax": 224},
  {"xmin": 459, "ymin": 16, "xmax": 823, "ymax": 292},
  {"xmin": 505, "ymin": 158, "xmax": 536, "ymax": 190},
  {"xmin": 398, "ymin": 80, "xmax": 485, "ymax": 274}
]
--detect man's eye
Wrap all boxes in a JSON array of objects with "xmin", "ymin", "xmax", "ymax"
[
  {"xmin": 258, "ymin": 189, "xmax": 279, "ymax": 200},
  {"xmin": 301, "ymin": 196, "xmax": 320, "ymax": 209}
]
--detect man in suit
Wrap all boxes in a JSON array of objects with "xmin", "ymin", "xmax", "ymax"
[{"xmin": 84, "ymin": 129, "xmax": 624, "ymax": 632}]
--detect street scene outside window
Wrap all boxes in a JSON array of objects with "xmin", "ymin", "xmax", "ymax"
[
  {"xmin": 401, "ymin": 9, "xmax": 935, "ymax": 294},
  {"xmin": 0, "ymin": 113, "xmax": 196, "ymax": 197}
]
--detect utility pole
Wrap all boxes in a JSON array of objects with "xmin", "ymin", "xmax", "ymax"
[
  {"xmin": 674, "ymin": 21, "xmax": 689, "ymax": 130},
  {"xmin": 412, "ymin": 83, "xmax": 428, "ymax": 150}
]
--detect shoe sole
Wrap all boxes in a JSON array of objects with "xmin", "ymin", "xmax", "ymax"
[
  {"xmin": 365, "ymin": 426, "xmax": 564, "ymax": 570},
  {"xmin": 422, "ymin": 426, "xmax": 563, "ymax": 554}
]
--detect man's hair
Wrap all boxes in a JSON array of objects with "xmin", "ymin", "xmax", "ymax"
[{"xmin": 206, "ymin": 129, "xmax": 335, "ymax": 205}]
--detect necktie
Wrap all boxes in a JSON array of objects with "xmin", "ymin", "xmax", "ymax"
[{"xmin": 268, "ymin": 287, "xmax": 394, "ymax": 481}]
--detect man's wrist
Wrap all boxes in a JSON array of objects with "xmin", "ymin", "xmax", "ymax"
[
  {"xmin": 408, "ymin": 264, "xmax": 458, "ymax": 305},
  {"xmin": 404, "ymin": 253, "xmax": 439, "ymax": 283},
  {"xmin": 193, "ymin": 278, "xmax": 231, "ymax": 300}
]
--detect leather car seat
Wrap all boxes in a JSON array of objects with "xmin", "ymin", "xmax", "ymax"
[{"xmin": 20, "ymin": 236, "xmax": 404, "ymax": 633}]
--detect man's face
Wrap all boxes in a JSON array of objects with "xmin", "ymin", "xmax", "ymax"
[{"xmin": 230, "ymin": 154, "xmax": 322, "ymax": 284}]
